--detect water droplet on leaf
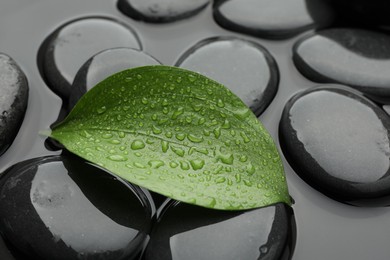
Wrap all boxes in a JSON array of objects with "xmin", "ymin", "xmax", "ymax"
[
  {"xmin": 190, "ymin": 159, "xmax": 205, "ymax": 170},
  {"xmin": 131, "ymin": 139, "xmax": 145, "ymax": 150},
  {"xmin": 107, "ymin": 154, "xmax": 127, "ymax": 162}
]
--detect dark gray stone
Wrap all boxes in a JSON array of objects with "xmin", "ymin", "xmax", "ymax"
[
  {"xmin": 279, "ymin": 85, "xmax": 390, "ymax": 206},
  {"xmin": 293, "ymin": 28, "xmax": 390, "ymax": 103},
  {"xmin": 117, "ymin": 0, "xmax": 210, "ymax": 23},
  {"xmin": 176, "ymin": 37, "xmax": 279, "ymax": 116},
  {"xmin": 143, "ymin": 200, "xmax": 295, "ymax": 260},
  {"xmin": 38, "ymin": 17, "xmax": 141, "ymax": 100},
  {"xmin": 213, "ymin": 0, "xmax": 335, "ymax": 39},
  {"xmin": 68, "ymin": 48, "xmax": 161, "ymax": 110},
  {"xmin": 328, "ymin": 0, "xmax": 390, "ymax": 27},
  {"xmin": 0, "ymin": 54, "xmax": 28, "ymax": 156},
  {"xmin": 0, "ymin": 156, "xmax": 155, "ymax": 260}
]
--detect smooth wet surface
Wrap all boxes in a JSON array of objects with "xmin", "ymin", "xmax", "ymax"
[
  {"xmin": 279, "ymin": 85, "xmax": 390, "ymax": 205},
  {"xmin": 176, "ymin": 37, "xmax": 279, "ymax": 116},
  {"xmin": 293, "ymin": 28, "xmax": 390, "ymax": 103},
  {"xmin": 144, "ymin": 200, "xmax": 295, "ymax": 260},
  {"xmin": 38, "ymin": 16, "xmax": 141, "ymax": 99},
  {"xmin": 0, "ymin": 54, "xmax": 28, "ymax": 157},
  {"xmin": 68, "ymin": 47, "xmax": 161, "ymax": 110},
  {"xmin": 1, "ymin": 1, "xmax": 390, "ymax": 259},
  {"xmin": 118, "ymin": 0, "xmax": 210, "ymax": 23},
  {"xmin": 213, "ymin": 0, "xmax": 335, "ymax": 39},
  {"xmin": 0, "ymin": 156, "xmax": 154, "ymax": 260}
]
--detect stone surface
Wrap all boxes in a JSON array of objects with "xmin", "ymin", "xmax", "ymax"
[
  {"xmin": 176, "ymin": 37, "xmax": 279, "ymax": 116},
  {"xmin": 328, "ymin": 0, "xmax": 390, "ymax": 27},
  {"xmin": 0, "ymin": 156, "xmax": 155, "ymax": 260},
  {"xmin": 117, "ymin": 0, "xmax": 210, "ymax": 23},
  {"xmin": 0, "ymin": 53, "xmax": 28, "ymax": 156},
  {"xmin": 279, "ymin": 85, "xmax": 390, "ymax": 206},
  {"xmin": 213, "ymin": 0, "xmax": 335, "ymax": 39},
  {"xmin": 293, "ymin": 28, "xmax": 390, "ymax": 103},
  {"xmin": 68, "ymin": 48, "xmax": 161, "ymax": 110},
  {"xmin": 143, "ymin": 200, "xmax": 295, "ymax": 260},
  {"xmin": 38, "ymin": 17, "xmax": 141, "ymax": 99}
]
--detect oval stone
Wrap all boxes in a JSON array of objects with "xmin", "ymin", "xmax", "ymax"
[
  {"xmin": 0, "ymin": 156, "xmax": 155, "ymax": 259},
  {"xmin": 117, "ymin": 0, "xmax": 210, "ymax": 23},
  {"xmin": 176, "ymin": 37, "xmax": 279, "ymax": 116},
  {"xmin": 38, "ymin": 17, "xmax": 141, "ymax": 99},
  {"xmin": 279, "ymin": 85, "xmax": 390, "ymax": 206},
  {"xmin": 293, "ymin": 28, "xmax": 390, "ymax": 103},
  {"xmin": 0, "ymin": 53, "xmax": 28, "ymax": 156},
  {"xmin": 213, "ymin": 0, "xmax": 335, "ymax": 39},
  {"xmin": 143, "ymin": 200, "xmax": 295, "ymax": 260},
  {"xmin": 68, "ymin": 48, "xmax": 161, "ymax": 110}
]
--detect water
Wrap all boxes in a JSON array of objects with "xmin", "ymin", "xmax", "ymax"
[
  {"xmin": 0, "ymin": 155, "xmax": 154, "ymax": 259},
  {"xmin": 0, "ymin": 0, "xmax": 389, "ymax": 259}
]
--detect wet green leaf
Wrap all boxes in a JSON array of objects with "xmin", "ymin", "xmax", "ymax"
[{"xmin": 50, "ymin": 65, "xmax": 290, "ymax": 210}]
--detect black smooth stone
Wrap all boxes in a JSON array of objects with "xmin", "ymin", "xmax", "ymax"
[
  {"xmin": 0, "ymin": 156, "xmax": 155, "ymax": 260},
  {"xmin": 0, "ymin": 53, "xmax": 28, "ymax": 156},
  {"xmin": 176, "ymin": 36, "xmax": 279, "ymax": 116},
  {"xmin": 143, "ymin": 200, "xmax": 295, "ymax": 260},
  {"xmin": 38, "ymin": 17, "xmax": 141, "ymax": 100},
  {"xmin": 279, "ymin": 85, "xmax": 390, "ymax": 206},
  {"xmin": 293, "ymin": 28, "xmax": 390, "ymax": 103},
  {"xmin": 328, "ymin": 0, "xmax": 390, "ymax": 27},
  {"xmin": 117, "ymin": 0, "xmax": 210, "ymax": 23},
  {"xmin": 213, "ymin": 0, "xmax": 335, "ymax": 39},
  {"xmin": 68, "ymin": 48, "xmax": 161, "ymax": 110}
]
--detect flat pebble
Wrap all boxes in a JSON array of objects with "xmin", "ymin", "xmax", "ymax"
[
  {"xmin": 0, "ymin": 53, "xmax": 28, "ymax": 156},
  {"xmin": 68, "ymin": 48, "xmax": 161, "ymax": 110},
  {"xmin": 38, "ymin": 17, "xmax": 141, "ymax": 99},
  {"xmin": 117, "ymin": 0, "xmax": 210, "ymax": 23},
  {"xmin": 0, "ymin": 156, "xmax": 154, "ymax": 259},
  {"xmin": 293, "ymin": 28, "xmax": 390, "ymax": 103},
  {"xmin": 176, "ymin": 37, "xmax": 279, "ymax": 116},
  {"xmin": 143, "ymin": 200, "xmax": 295, "ymax": 260},
  {"xmin": 213, "ymin": 0, "xmax": 335, "ymax": 39},
  {"xmin": 279, "ymin": 85, "xmax": 390, "ymax": 205}
]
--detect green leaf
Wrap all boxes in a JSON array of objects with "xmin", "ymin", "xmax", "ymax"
[{"xmin": 50, "ymin": 65, "xmax": 290, "ymax": 210}]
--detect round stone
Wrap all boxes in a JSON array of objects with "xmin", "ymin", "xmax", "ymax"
[
  {"xmin": 68, "ymin": 48, "xmax": 161, "ymax": 110},
  {"xmin": 279, "ymin": 85, "xmax": 390, "ymax": 206},
  {"xmin": 0, "ymin": 53, "xmax": 28, "ymax": 157},
  {"xmin": 176, "ymin": 37, "xmax": 279, "ymax": 116},
  {"xmin": 293, "ymin": 28, "xmax": 390, "ymax": 103},
  {"xmin": 143, "ymin": 200, "xmax": 295, "ymax": 260},
  {"xmin": 38, "ymin": 16, "xmax": 141, "ymax": 99},
  {"xmin": 213, "ymin": 0, "xmax": 335, "ymax": 39},
  {"xmin": 117, "ymin": 0, "xmax": 210, "ymax": 23},
  {"xmin": 0, "ymin": 156, "xmax": 155, "ymax": 259}
]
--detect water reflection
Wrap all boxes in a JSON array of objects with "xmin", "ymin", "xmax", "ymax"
[
  {"xmin": 0, "ymin": 155, "xmax": 154, "ymax": 260},
  {"xmin": 144, "ymin": 200, "xmax": 295, "ymax": 260}
]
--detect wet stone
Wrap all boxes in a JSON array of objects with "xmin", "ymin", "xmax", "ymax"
[
  {"xmin": 68, "ymin": 48, "xmax": 161, "ymax": 110},
  {"xmin": 279, "ymin": 85, "xmax": 390, "ymax": 206},
  {"xmin": 143, "ymin": 200, "xmax": 295, "ymax": 260},
  {"xmin": 176, "ymin": 37, "xmax": 279, "ymax": 116},
  {"xmin": 117, "ymin": 0, "xmax": 210, "ymax": 23},
  {"xmin": 213, "ymin": 0, "xmax": 335, "ymax": 39},
  {"xmin": 0, "ymin": 53, "xmax": 28, "ymax": 157},
  {"xmin": 0, "ymin": 156, "xmax": 155, "ymax": 260},
  {"xmin": 38, "ymin": 17, "xmax": 141, "ymax": 100},
  {"xmin": 293, "ymin": 28, "xmax": 390, "ymax": 104}
]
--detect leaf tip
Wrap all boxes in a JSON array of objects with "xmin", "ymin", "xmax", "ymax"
[{"xmin": 39, "ymin": 129, "xmax": 52, "ymax": 137}]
